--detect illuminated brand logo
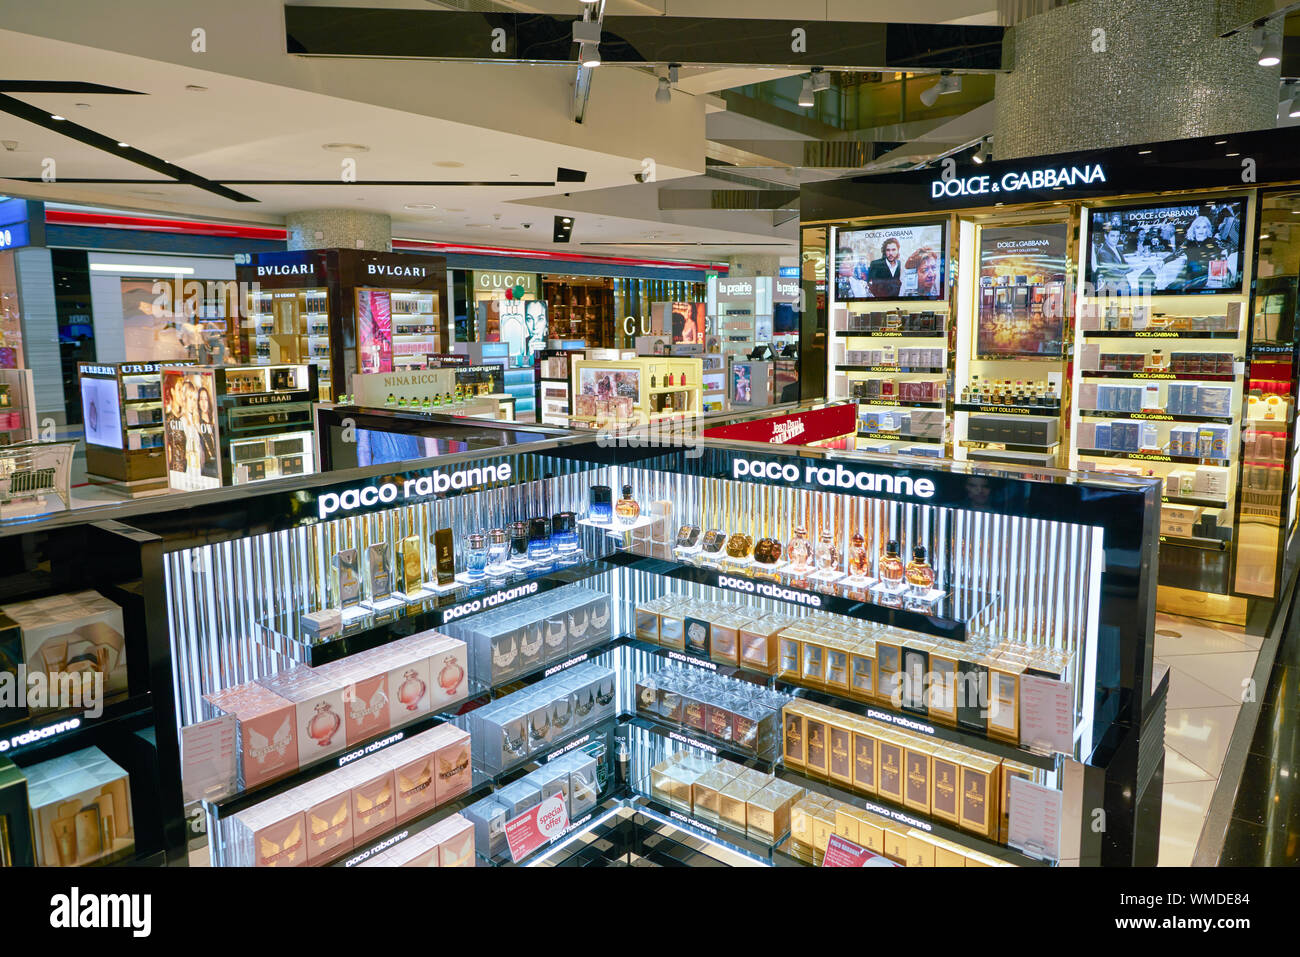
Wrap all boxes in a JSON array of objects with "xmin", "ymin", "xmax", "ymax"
[
  {"xmin": 930, "ymin": 163, "xmax": 1105, "ymax": 199},
  {"xmin": 718, "ymin": 279, "xmax": 753, "ymax": 296},
  {"xmin": 257, "ymin": 264, "xmax": 312, "ymax": 276},
  {"xmin": 442, "ymin": 580, "xmax": 539, "ymax": 621},
  {"xmin": 368, "ymin": 264, "xmax": 426, "ymax": 277},
  {"xmin": 716, "ymin": 574, "xmax": 823, "ymax": 607},
  {"xmin": 316, "ymin": 462, "xmax": 514, "ymax": 519},
  {"xmin": 81, "ymin": 365, "xmax": 116, "ymax": 377},
  {"xmin": 776, "ymin": 278, "xmax": 799, "ymax": 299},
  {"xmin": 770, "ymin": 419, "xmax": 806, "ymax": 444},
  {"xmin": 477, "ymin": 272, "xmax": 534, "ymax": 290},
  {"xmin": 731, "ymin": 458, "xmax": 935, "ymax": 499}
]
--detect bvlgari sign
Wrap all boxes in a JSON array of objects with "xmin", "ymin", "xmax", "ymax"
[
  {"xmin": 931, "ymin": 163, "xmax": 1106, "ymax": 200},
  {"xmin": 257, "ymin": 263, "xmax": 313, "ymax": 276},
  {"xmin": 367, "ymin": 263, "xmax": 427, "ymax": 278}
]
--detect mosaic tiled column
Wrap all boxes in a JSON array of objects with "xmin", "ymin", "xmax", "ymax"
[
  {"xmin": 286, "ymin": 208, "xmax": 392, "ymax": 252},
  {"xmin": 993, "ymin": 0, "xmax": 1280, "ymax": 159}
]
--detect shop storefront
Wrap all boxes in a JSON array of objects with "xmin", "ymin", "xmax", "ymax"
[{"xmin": 803, "ymin": 126, "xmax": 1300, "ymax": 628}]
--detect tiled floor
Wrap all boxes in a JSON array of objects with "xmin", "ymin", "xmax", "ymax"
[{"xmin": 1154, "ymin": 612, "xmax": 1264, "ymax": 866}]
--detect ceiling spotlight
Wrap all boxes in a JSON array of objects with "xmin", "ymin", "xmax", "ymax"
[
  {"xmin": 1257, "ymin": 22, "xmax": 1281, "ymax": 66},
  {"xmin": 656, "ymin": 76, "xmax": 671, "ymax": 103},
  {"xmin": 403, "ymin": 203, "xmax": 437, "ymax": 210},
  {"xmin": 50, "ymin": 115, "xmax": 65, "ymax": 121},
  {"xmin": 668, "ymin": 63, "xmax": 679, "ymax": 84},
  {"xmin": 116, "ymin": 142, "xmax": 130, "ymax": 148},
  {"xmin": 322, "ymin": 143, "xmax": 370, "ymax": 153},
  {"xmin": 581, "ymin": 43, "xmax": 601, "ymax": 68},
  {"xmin": 972, "ymin": 152, "xmax": 983, "ymax": 164},
  {"xmin": 798, "ymin": 76, "xmax": 815, "ymax": 108},
  {"xmin": 811, "ymin": 68, "xmax": 831, "ymax": 93}
]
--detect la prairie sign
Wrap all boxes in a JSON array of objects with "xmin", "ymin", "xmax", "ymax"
[{"xmin": 931, "ymin": 163, "xmax": 1106, "ymax": 199}]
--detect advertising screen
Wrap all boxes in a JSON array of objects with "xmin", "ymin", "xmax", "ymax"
[
  {"xmin": 976, "ymin": 224, "xmax": 1069, "ymax": 357},
  {"xmin": 671, "ymin": 302, "xmax": 706, "ymax": 345},
  {"xmin": 1085, "ymin": 198, "xmax": 1245, "ymax": 295},
  {"xmin": 79, "ymin": 375, "xmax": 123, "ymax": 450},
  {"xmin": 834, "ymin": 222, "xmax": 946, "ymax": 301},
  {"xmin": 357, "ymin": 289, "xmax": 394, "ymax": 373}
]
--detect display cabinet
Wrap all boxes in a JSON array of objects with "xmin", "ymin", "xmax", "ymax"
[
  {"xmin": 120, "ymin": 415, "xmax": 1161, "ymax": 867},
  {"xmin": 543, "ymin": 277, "xmax": 614, "ymax": 347},
  {"xmin": 535, "ymin": 345, "xmax": 586, "ymax": 426},
  {"xmin": 569, "ymin": 356, "xmax": 702, "ymax": 429},
  {"xmin": 78, "ymin": 360, "xmax": 196, "ymax": 494},
  {"xmin": 0, "ymin": 368, "xmax": 36, "ymax": 447}
]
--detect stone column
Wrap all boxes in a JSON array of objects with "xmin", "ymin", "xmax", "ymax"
[
  {"xmin": 285, "ymin": 209, "xmax": 392, "ymax": 252},
  {"xmin": 993, "ymin": 0, "xmax": 1281, "ymax": 159}
]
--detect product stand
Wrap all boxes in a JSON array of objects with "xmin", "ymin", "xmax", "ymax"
[
  {"xmin": 535, "ymin": 346, "xmax": 587, "ymax": 427},
  {"xmin": 35, "ymin": 413, "xmax": 1154, "ymax": 868},
  {"xmin": 0, "ymin": 518, "xmax": 187, "ymax": 866},
  {"xmin": 802, "ymin": 126, "xmax": 1300, "ymax": 630},
  {"xmin": 569, "ymin": 356, "xmax": 703, "ymax": 429},
  {"xmin": 0, "ymin": 368, "xmax": 37, "ymax": 446},
  {"xmin": 235, "ymin": 249, "xmax": 450, "ymax": 404}
]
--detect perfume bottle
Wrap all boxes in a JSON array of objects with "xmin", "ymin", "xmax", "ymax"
[
  {"xmin": 753, "ymin": 487, "xmax": 783, "ymax": 576},
  {"xmin": 615, "ymin": 485, "xmax": 641, "ymax": 526},
  {"xmin": 880, "ymin": 540, "xmax": 905, "ymax": 586},
  {"xmin": 487, "ymin": 527, "xmax": 510, "ymax": 572},
  {"xmin": 724, "ymin": 482, "xmax": 753, "ymax": 559},
  {"xmin": 847, "ymin": 530, "xmax": 870, "ymax": 580},
  {"xmin": 815, "ymin": 500, "xmax": 839, "ymax": 576},
  {"xmin": 699, "ymin": 481, "xmax": 727, "ymax": 559},
  {"xmin": 552, "ymin": 512, "xmax": 583, "ymax": 566},
  {"xmin": 509, "ymin": 520, "xmax": 531, "ymax": 566},
  {"xmin": 905, "ymin": 545, "xmax": 935, "ymax": 593},
  {"xmin": 527, "ymin": 517, "xmax": 554, "ymax": 566},
  {"xmin": 465, "ymin": 532, "xmax": 488, "ymax": 580},
  {"xmin": 675, "ymin": 521, "xmax": 701, "ymax": 549},
  {"xmin": 589, "ymin": 485, "xmax": 613, "ymax": 524}
]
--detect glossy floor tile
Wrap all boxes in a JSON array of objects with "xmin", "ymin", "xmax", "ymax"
[
  {"xmin": 1163, "ymin": 666, "xmax": 1241, "ymax": 710},
  {"xmin": 1159, "ymin": 779, "xmax": 1218, "ymax": 867},
  {"xmin": 1166, "ymin": 651, "xmax": 1259, "ymax": 705},
  {"xmin": 1164, "ymin": 705, "xmax": 1242, "ymax": 780},
  {"xmin": 1163, "ymin": 746, "xmax": 1216, "ymax": 785}
]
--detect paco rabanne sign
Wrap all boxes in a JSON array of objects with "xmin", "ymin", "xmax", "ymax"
[
  {"xmin": 731, "ymin": 458, "xmax": 935, "ymax": 500},
  {"xmin": 315, "ymin": 462, "xmax": 513, "ymax": 519}
]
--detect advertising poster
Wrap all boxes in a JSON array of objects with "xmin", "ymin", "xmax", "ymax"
[
  {"xmin": 1086, "ymin": 199, "xmax": 1245, "ymax": 294},
  {"xmin": 835, "ymin": 223, "xmax": 946, "ymax": 301},
  {"xmin": 357, "ymin": 289, "xmax": 394, "ymax": 374},
  {"xmin": 976, "ymin": 224, "xmax": 1069, "ymax": 358},
  {"xmin": 79, "ymin": 375, "xmax": 123, "ymax": 450},
  {"xmin": 732, "ymin": 364, "xmax": 753, "ymax": 405},
  {"xmin": 162, "ymin": 368, "xmax": 221, "ymax": 491},
  {"xmin": 671, "ymin": 302, "xmax": 706, "ymax": 345},
  {"xmin": 121, "ymin": 278, "xmax": 230, "ymax": 363},
  {"xmin": 578, "ymin": 366, "xmax": 640, "ymax": 401}
]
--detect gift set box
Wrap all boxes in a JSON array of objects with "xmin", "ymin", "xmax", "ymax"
[
  {"xmin": 222, "ymin": 723, "xmax": 471, "ymax": 866},
  {"xmin": 466, "ymin": 662, "xmax": 614, "ymax": 774},
  {"xmin": 966, "ymin": 415, "xmax": 1058, "ymax": 448},
  {"xmin": 844, "ymin": 310, "xmax": 943, "ymax": 333},
  {"xmin": 648, "ymin": 752, "xmax": 805, "ymax": 844},
  {"xmin": 205, "ymin": 630, "xmax": 467, "ymax": 789},
  {"xmin": 24, "ymin": 746, "xmax": 134, "ymax": 867},
  {"xmin": 440, "ymin": 584, "xmax": 610, "ymax": 687},
  {"xmin": 0, "ymin": 591, "xmax": 128, "ymax": 714},
  {"xmin": 634, "ymin": 665, "xmax": 788, "ymax": 761}
]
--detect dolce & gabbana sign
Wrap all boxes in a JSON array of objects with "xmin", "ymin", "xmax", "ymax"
[{"xmin": 930, "ymin": 163, "xmax": 1105, "ymax": 200}]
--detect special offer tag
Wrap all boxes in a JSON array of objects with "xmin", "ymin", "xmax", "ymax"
[{"xmin": 505, "ymin": 793, "xmax": 570, "ymax": 863}]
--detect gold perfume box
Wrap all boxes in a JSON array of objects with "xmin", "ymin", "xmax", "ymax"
[
  {"xmin": 799, "ymin": 637, "xmax": 827, "ymax": 688},
  {"xmin": 876, "ymin": 733, "xmax": 905, "ymax": 805},
  {"xmin": 903, "ymin": 745, "xmax": 932, "ymax": 816},
  {"xmin": 959, "ymin": 753, "xmax": 1002, "ymax": 839},
  {"xmin": 848, "ymin": 643, "xmax": 877, "ymax": 702},
  {"xmin": 776, "ymin": 631, "xmax": 802, "ymax": 681},
  {"xmin": 432, "ymin": 529, "xmax": 455, "ymax": 586},
  {"xmin": 396, "ymin": 535, "xmax": 423, "ymax": 596},
  {"xmin": 782, "ymin": 707, "xmax": 806, "ymax": 769},
  {"xmin": 737, "ymin": 616, "xmax": 783, "ymax": 673},
  {"xmin": 790, "ymin": 796, "xmax": 819, "ymax": 847},
  {"xmin": 823, "ymin": 637, "xmax": 852, "ymax": 696},
  {"xmin": 634, "ymin": 603, "xmax": 661, "ymax": 643},
  {"xmin": 803, "ymin": 716, "xmax": 829, "ymax": 779},
  {"xmin": 718, "ymin": 780, "xmax": 759, "ymax": 832},
  {"xmin": 932, "ymin": 836, "xmax": 968, "ymax": 868},
  {"xmin": 876, "ymin": 637, "xmax": 903, "ymax": 709},
  {"xmin": 745, "ymin": 785, "xmax": 791, "ymax": 844},
  {"xmin": 926, "ymin": 642, "xmax": 961, "ymax": 725},
  {"xmin": 881, "ymin": 821, "xmax": 909, "ymax": 863},
  {"xmin": 930, "ymin": 748, "xmax": 963, "ymax": 826},
  {"xmin": 810, "ymin": 805, "xmax": 838, "ymax": 856},
  {"xmin": 986, "ymin": 655, "xmax": 1024, "ymax": 743},
  {"xmin": 827, "ymin": 721, "xmax": 854, "ymax": 788},
  {"xmin": 658, "ymin": 609, "xmax": 686, "ymax": 651},
  {"xmin": 708, "ymin": 613, "xmax": 745, "ymax": 666},
  {"xmin": 850, "ymin": 809, "xmax": 883, "ymax": 855},
  {"xmin": 851, "ymin": 728, "xmax": 878, "ymax": 796},
  {"xmin": 906, "ymin": 829, "xmax": 937, "ymax": 867},
  {"xmin": 833, "ymin": 805, "xmax": 859, "ymax": 845}
]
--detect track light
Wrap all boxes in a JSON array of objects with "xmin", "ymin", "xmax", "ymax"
[
  {"xmin": 798, "ymin": 76, "xmax": 815, "ymax": 108},
  {"xmin": 811, "ymin": 68, "xmax": 830, "ymax": 92},
  {"xmin": 972, "ymin": 152, "xmax": 983, "ymax": 164},
  {"xmin": 1257, "ymin": 22, "xmax": 1281, "ymax": 66},
  {"xmin": 1291, "ymin": 99, "xmax": 1300, "ymax": 118},
  {"xmin": 581, "ymin": 43, "xmax": 601, "ymax": 68},
  {"xmin": 656, "ymin": 76, "xmax": 671, "ymax": 103},
  {"xmin": 920, "ymin": 71, "xmax": 962, "ymax": 107}
]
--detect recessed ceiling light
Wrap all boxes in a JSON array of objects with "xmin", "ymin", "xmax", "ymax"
[
  {"xmin": 74, "ymin": 102, "xmax": 90, "ymax": 110},
  {"xmin": 404, "ymin": 203, "xmax": 438, "ymax": 210},
  {"xmin": 117, "ymin": 142, "xmax": 130, "ymax": 148},
  {"xmin": 322, "ymin": 143, "xmax": 369, "ymax": 153},
  {"xmin": 1226, "ymin": 151, "xmax": 1240, "ymax": 156},
  {"xmin": 562, "ymin": 218, "xmax": 572, "ymax": 223},
  {"xmin": 50, "ymin": 115, "xmax": 65, "ymax": 121},
  {"xmin": 1138, "ymin": 149, "xmax": 1151, "ymax": 155},
  {"xmin": 1215, "ymin": 139, "xmax": 1228, "ymax": 145},
  {"xmin": 433, "ymin": 160, "xmax": 464, "ymax": 168},
  {"xmin": 185, "ymin": 84, "xmax": 207, "ymax": 93}
]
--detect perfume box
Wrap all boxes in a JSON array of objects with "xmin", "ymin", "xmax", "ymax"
[
  {"xmin": 395, "ymin": 535, "xmax": 424, "ymax": 598},
  {"xmin": 926, "ymin": 643, "xmax": 960, "ymax": 725},
  {"xmin": 956, "ymin": 657, "xmax": 989, "ymax": 735},
  {"xmin": 433, "ymin": 728, "xmax": 472, "ymax": 804},
  {"xmin": 810, "ymin": 804, "xmax": 838, "ymax": 856},
  {"xmin": 203, "ymin": 682, "xmax": 300, "ymax": 789},
  {"xmin": 464, "ymin": 797, "xmax": 508, "ymax": 859},
  {"xmin": 658, "ymin": 607, "xmax": 686, "ymax": 650},
  {"xmin": 851, "ymin": 728, "xmax": 878, "ymax": 795},
  {"xmin": 426, "ymin": 636, "xmax": 468, "ymax": 709},
  {"xmin": 803, "ymin": 713, "xmax": 829, "ymax": 778},
  {"xmin": 790, "ymin": 796, "xmax": 818, "ymax": 847},
  {"xmin": 389, "ymin": 743, "xmax": 438, "ymax": 824},
  {"xmin": 332, "ymin": 548, "xmax": 363, "ymax": 608},
  {"xmin": 690, "ymin": 767, "xmax": 737, "ymax": 822},
  {"xmin": 708, "ymin": 613, "xmax": 742, "ymax": 667},
  {"xmin": 301, "ymin": 608, "xmax": 342, "ymax": 641},
  {"xmin": 849, "ymin": 644, "xmax": 877, "ymax": 702},
  {"xmin": 230, "ymin": 796, "xmax": 307, "ymax": 868},
  {"xmin": 903, "ymin": 745, "xmax": 933, "ymax": 815},
  {"xmin": 516, "ymin": 617, "xmax": 547, "ymax": 674},
  {"xmin": 800, "ymin": 638, "xmax": 826, "ymax": 687},
  {"xmin": 634, "ymin": 601, "xmax": 662, "ymax": 644},
  {"xmin": 348, "ymin": 766, "xmax": 396, "ymax": 845},
  {"xmin": 337, "ymin": 665, "xmax": 390, "ymax": 746},
  {"xmin": 906, "ymin": 829, "xmax": 937, "ymax": 867},
  {"xmin": 824, "ymin": 638, "xmax": 852, "ymax": 697},
  {"xmin": 827, "ymin": 721, "xmax": 854, "ymax": 787},
  {"xmin": 959, "ymin": 753, "xmax": 1002, "ymax": 839},
  {"xmin": 930, "ymin": 748, "xmax": 963, "ymax": 826},
  {"xmin": 300, "ymin": 780, "xmax": 353, "ymax": 863},
  {"xmin": 744, "ymin": 784, "xmax": 791, "ymax": 844},
  {"xmin": 782, "ymin": 707, "xmax": 806, "ymax": 769},
  {"xmin": 0, "ymin": 756, "xmax": 33, "ymax": 866},
  {"xmin": 986, "ymin": 655, "xmax": 1024, "ymax": 743},
  {"xmin": 2, "ymin": 590, "xmax": 128, "ymax": 713},
  {"xmin": 717, "ymin": 779, "xmax": 759, "ymax": 832},
  {"xmin": 876, "ymin": 733, "xmax": 905, "ymax": 805},
  {"xmin": 383, "ymin": 650, "xmax": 433, "ymax": 729},
  {"xmin": 585, "ymin": 594, "xmax": 612, "ymax": 644},
  {"xmin": 256, "ymin": 665, "xmax": 349, "ymax": 760},
  {"xmin": 438, "ymin": 814, "xmax": 475, "ymax": 867},
  {"xmin": 25, "ymin": 746, "xmax": 135, "ymax": 867},
  {"xmin": 495, "ymin": 779, "xmax": 542, "ymax": 820},
  {"xmin": 541, "ymin": 612, "xmax": 568, "ymax": 663},
  {"xmin": 875, "ymin": 638, "xmax": 903, "ymax": 707},
  {"xmin": 832, "ymin": 804, "xmax": 858, "ymax": 845},
  {"xmin": 880, "ymin": 821, "xmax": 909, "ymax": 863}
]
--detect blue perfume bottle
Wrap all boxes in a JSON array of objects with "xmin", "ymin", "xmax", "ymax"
[
  {"xmin": 527, "ymin": 517, "xmax": 554, "ymax": 567},
  {"xmin": 465, "ymin": 532, "xmax": 488, "ymax": 580},
  {"xmin": 552, "ymin": 511, "xmax": 582, "ymax": 567},
  {"xmin": 589, "ymin": 485, "xmax": 613, "ymax": 524}
]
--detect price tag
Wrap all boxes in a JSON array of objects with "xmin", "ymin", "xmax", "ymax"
[
  {"xmin": 1019, "ymin": 673, "xmax": 1075, "ymax": 754},
  {"xmin": 822, "ymin": 834, "xmax": 899, "ymax": 867},
  {"xmin": 1007, "ymin": 777, "xmax": 1061, "ymax": 862},
  {"xmin": 505, "ymin": 792, "xmax": 569, "ymax": 863},
  {"xmin": 182, "ymin": 714, "xmax": 237, "ymax": 803}
]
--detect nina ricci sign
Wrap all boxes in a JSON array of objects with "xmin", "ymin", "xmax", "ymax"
[{"xmin": 931, "ymin": 163, "xmax": 1106, "ymax": 200}]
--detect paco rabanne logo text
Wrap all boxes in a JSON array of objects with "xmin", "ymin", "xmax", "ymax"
[
  {"xmin": 732, "ymin": 458, "xmax": 935, "ymax": 499},
  {"xmin": 316, "ymin": 462, "xmax": 513, "ymax": 518}
]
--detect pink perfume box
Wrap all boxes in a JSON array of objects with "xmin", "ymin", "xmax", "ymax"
[
  {"xmin": 438, "ymin": 815, "xmax": 475, "ymax": 867},
  {"xmin": 349, "ymin": 767, "xmax": 397, "ymax": 845},
  {"xmin": 237, "ymin": 798, "xmax": 307, "ymax": 868},
  {"xmin": 204, "ymin": 683, "xmax": 300, "ymax": 790},
  {"xmin": 425, "ymin": 635, "xmax": 469, "ymax": 709},
  {"xmin": 391, "ymin": 745, "xmax": 439, "ymax": 824},
  {"xmin": 302, "ymin": 782, "xmax": 353, "ymax": 864},
  {"xmin": 434, "ymin": 728, "xmax": 472, "ymax": 804},
  {"xmin": 257, "ymin": 666, "xmax": 349, "ymax": 760},
  {"xmin": 339, "ymin": 667, "xmax": 391, "ymax": 746},
  {"xmin": 385, "ymin": 651, "xmax": 433, "ymax": 728}
]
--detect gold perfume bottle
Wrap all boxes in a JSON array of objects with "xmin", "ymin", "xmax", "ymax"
[
  {"xmin": 699, "ymin": 481, "xmax": 726, "ymax": 563},
  {"xmin": 880, "ymin": 539, "xmax": 905, "ymax": 586},
  {"xmin": 753, "ymin": 486, "xmax": 783, "ymax": 580},
  {"xmin": 905, "ymin": 545, "xmax": 936, "ymax": 593},
  {"xmin": 723, "ymin": 483, "xmax": 752, "ymax": 560}
]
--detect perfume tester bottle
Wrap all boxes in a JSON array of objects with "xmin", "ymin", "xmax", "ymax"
[
  {"xmin": 698, "ymin": 481, "xmax": 727, "ymax": 564},
  {"xmin": 905, "ymin": 545, "xmax": 935, "ymax": 594},
  {"xmin": 752, "ymin": 486, "xmax": 783, "ymax": 580},
  {"xmin": 464, "ymin": 532, "xmax": 488, "ymax": 580},
  {"xmin": 615, "ymin": 485, "xmax": 641, "ymax": 526},
  {"xmin": 814, "ymin": 498, "xmax": 841, "ymax": 578},
  {"xmin": 723, "ymin": 483, "xmax": 754, "ymax": 563},
  {"xmin": 879, "ymin": 540, "xmax": 905, "ymax": 587}
]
